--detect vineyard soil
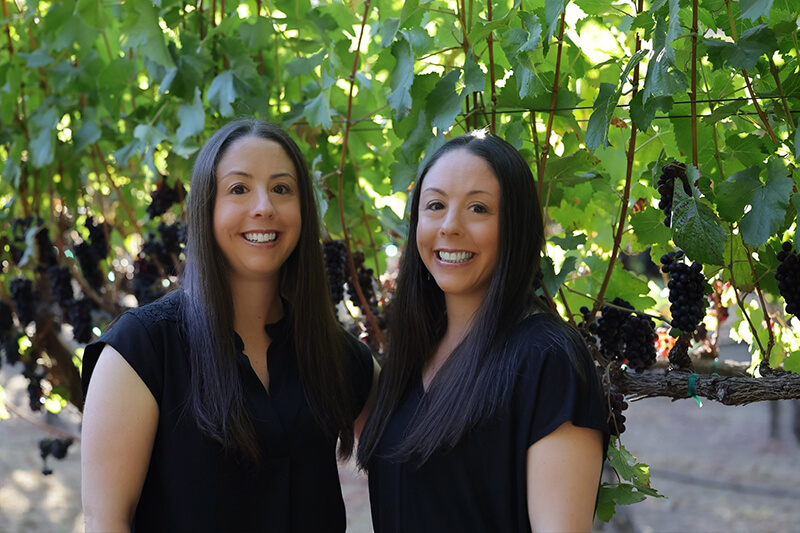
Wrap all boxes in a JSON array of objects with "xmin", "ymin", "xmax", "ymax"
[{"xmin": 1, "ymin": 337, "xmax": 799, "ymax": 532}]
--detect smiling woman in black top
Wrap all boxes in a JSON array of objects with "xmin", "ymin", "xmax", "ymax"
[
  {"xmin": 81, "ymin": 119, "xmax": 378, "ymax": 532},
  {"xmin": 357, "ymin": 131, "xmax": 609, "ymax": 533}
]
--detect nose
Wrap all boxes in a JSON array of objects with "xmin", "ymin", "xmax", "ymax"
[
  {"xmin": 439, "ymin": 208, "xmax": 461, "ymax": 236},
  {"xmin": 251, "ymin": 188, "xmax": 274, "ymax": 218}
]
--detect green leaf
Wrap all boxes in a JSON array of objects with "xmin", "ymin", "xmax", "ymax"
[
  {"xmin": 705, "ymin": 24, "xmax": 777, "ymax": 70},
  {"xmin": 304, "ymin": 89, "xmax": 333, "ymax": 130},
  {"xmin": 643, "ymin": 16, "xmax": 687, "ymax": 101},
  {"xmin": 379, "ymin": 17, "xmax": 401, "ymax": 47},
  {"xmin": 585, "ymin": 82, "xmax": 617, "ymax": 152},
  {"xmin": 716, "ymin": 166, "xmax": 762, "ymax": 222},
  {"xmin": 630, "ymin": 206, "xmax": 672, "ymax": 246},
  {"xmin": 207, "ymin": 71, "xmax": 238, "ymax": 117},
  {"xmin": 120, "ymin": 0, "xmax": 175, "ymax": 68},
  {"xmin": 30, "ymin": 106, "xmax": 58, "ymax": 168},
  {"xmin": 792, "ymin": 193, "xmax": 800, "ymax": 247},
  {"xmin": 795, "ymin": 127, "xmax": 800, "ymax": 162},
  {"xmin": 630, "ymin": 92, "xmax": 673, "ymax": 131},
  {"xmin": 462, "ymin": 52, "xmax": 485, "ymax": 95},
  {"xmin": 175, "ymin": 87, "xmax": 205, "ymax": 147},
  {"xmin": 19, "ymin": 47, "xmax": 54, "ymax": 68},
  {"xmin": 76, "ymin": 0, "xmax": 110, "ymax": 29},
  {"xmin": 725, "ymin": 133, "xmax": 770, "ymax": 168},
  {"xmin": 739, "ymin": 159, "xmax": 793, "ymax": 248},
  {"xmin": 467, "ymin": 7, "xmax": 518, "ymax": 45},
  {"xmin": 544, "ymin": 0, "xmax": 566, "ymax": 49},
  {"xmin": 739, "ymin": 0, "xmax": 774, "ymax": 21},
  {"xmin": 285, "ymin": 50, "xmax": 327, "ymax": 78},
  {"xmin": 388, "ymin": 36, "xmax": 414, "ymax": 120},
  {"xmin": 426, "ymin": 70, "xmax": 464, "ymax": 132},
  {"xmin": 671, "ymin": 167, "xmax": 727, "ymax": 265},
  {"xmin": 541, "ymin": 256, "xmax": 577, "ymax": 297},
  {"xmin": 73, "ymin": 109, "xmax": 102, "ymax": 154},
  {"xmin": 702, "ymin": 100, "xmax": 747, "ymax": 125}
]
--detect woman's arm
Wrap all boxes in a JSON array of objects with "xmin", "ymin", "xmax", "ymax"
[
  {"xmin": 354, "ymin": 357, "xmax": 380, "ymax": 440},
  {"xmin": 81, "ymin": 344, "xmax": 159, "ymax": 533},
  {"xmin": 526, "ymin": 421, "xmax": 604, "ymax": 532}
]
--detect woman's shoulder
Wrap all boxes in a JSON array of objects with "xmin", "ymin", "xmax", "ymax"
[
  {"xmin": 506, "ymin": 311, "xmax": 580, "ymax": 348},
  {"xmin": 122, "ymin": 289, "xmax": 184, "ymax": 329}
]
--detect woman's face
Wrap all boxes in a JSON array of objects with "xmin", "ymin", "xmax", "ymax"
[
  {"xmin": 416, "ymin": 148, "xmax": 501, "ymax": 304},
  {"xmin": 212, "ymin": 135, "xmax": 302, "ymax": 285}
]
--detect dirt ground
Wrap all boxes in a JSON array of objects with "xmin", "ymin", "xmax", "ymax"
[{"xmin": 2, "ymin": 337, "xmax": 799, "ymax": 533}]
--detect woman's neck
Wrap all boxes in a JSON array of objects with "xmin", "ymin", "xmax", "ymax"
[{"xmin": 229, "ymin": 278, "xmax": 284, "ymax": 334}]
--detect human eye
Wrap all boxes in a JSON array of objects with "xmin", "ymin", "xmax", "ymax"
[
  {"xmin": 272, "ymin": 182, "xmax": 292, "ymax": 195},
  {"xmin": 424, "ymin": 200, "xmax": 444, "ymax": 211},
  {"xmin": 230, "ymin": 184, "xmax": 247, "ymax": 195},
  {"xmin": 469, "ymin": 203, "xmax": 489, "ymax": 214}
]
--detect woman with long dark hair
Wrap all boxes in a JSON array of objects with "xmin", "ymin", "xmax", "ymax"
[
  {"xmin": 358, "ymin": 131, "xmax": 609, "ymax": 532},
  {"xmin": 81, "ymin": 119, "xmax": 378, "ymax": 532}
]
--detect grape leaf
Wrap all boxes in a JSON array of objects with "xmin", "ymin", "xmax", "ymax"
[
  {"xmin": 467, "ymin": 7, "xmax": 518, "ymax": 44},
  {"xmin": 544, "ymin": 0, "xmax": 566, "ymax": 54},
  {"xmin": 585, "ymin": 82, "xmax": 617, "ymax": 152},
  {"xmin": 207, "ymin": 71, "xmax": 238, "ymax": 117},
  {"xmin": 716, "ymin": 166, "xmax": 761, "ymax": 222},
  {"xmin": 175, "ymin": 87, "xmax": 205, "ymax": 149},
  {"xmin": 671, "ymin": 167, "xmax": 726, "ymax": 265},
  {"xmin": 739, "ymin": 159, "xmax": 793, "ymax": 248},
  {"xmin": 379, "ymin": 17, "xmax": 401, "ymax": 47},
  {"xmin": 739, "ymin": 0, "xmax": 774, "ymax": 21},
  {"xmin": 630, "ymin": 206, "xmax": 672, "ymax": 246},
  {"xmin": 462, "ymin": 52, "xmax": 485, "ymax": 95},
  {"xmin": 705, "ymin": 24, "xmax": 777, "ymax": 71},
  {"xmin": 701, "ymin": 100, "xmax": 747, "ymax": 125},
  {"xmin": 630, "ymin": 92, "xmax": 673, "ymax": 131},
  {"xmin": 643, "ymin": 16, "xmax": 687, "ymax": 101},
  {"xmin": 388, "ymin": 36, "xmax": 414, "ymax": 120},
  {"xmin": 426, "ymin": 70, "xmax": 464, "ymax": 132},
  {"xmin": 304, "ymin": 89, "xmax": 333, "ymax": 130},
  {"xmin": 285, "ymin": 50, "xmax": 327, "ymax": 78},
  {"xmin": 120, "ymin": 0, "xmax": 175, "ymax": 68}
]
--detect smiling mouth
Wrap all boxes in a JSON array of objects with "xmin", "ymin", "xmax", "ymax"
[
  {"xmin": 437, "ymin": 251, "xmax": 474, "ymax": 263},
  {"xmin": 244, "ymin": 232, "xmax": 278, "ymax": 243}
]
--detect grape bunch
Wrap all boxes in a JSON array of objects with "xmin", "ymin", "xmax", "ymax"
[
  {"xmin": 347, "ymin": 251, "xmax": 376, "ymax": 310},
  {"xmin": 584, "ymin": 298, "xmax": 657, "ymax": 372},
  {"xmin": 8, "ymin": 216, "xmax": 33, "ymax": 265},
  {"xmin": 73, "ymin": 217, "xmax": 111, "ymax": 292},
  {"xmin": 607, "ymin": 389, "xmax": 628, "ymax": 436},
  {"xmin": 776, "ymin": 241, "xmax": 800, "ymax": 317},
  {"xmin": 39, "ymin": 437, "xmax": 74, "ymax": 475},
  {"xmin": 661, "ymin": 251, "xmax": 707, "ymax": 334},
  {"xmin": 0, "ymin": 301, "xmax": 19, "ymax": 368},
  {"xmin": 620, "ymin": 314, "xmax": 658, "ymax": 372},
  {"xmin": 322, "ymin": 240, "xmax": 347, "ymax": 306},
  {"xmin": 22, "ymin": 361, "xmax": 45, "ymax": 412},
  {"xmin": 133, "ymin": 257, "xmax": 164, "ymax": 306},
  {"xmin": 47, "ymin": 265, "xmax": 74, "ymax": 307},
  {"xmin": 35, "ymin": 224, "xmax": 58, "ymax": 270},
  {"xmin": 142, "ymin": 221, "xmax": 184, "ymax": 276},
  {"xmin": 656, "ymin": 160, "xmax": 690, "ymax": 227},
  {"xmin": 10, "ymin": 277, "xmax": 37, "ymax": 326},
  {"xmin": 147, "ymin": 176, "xmax": 184, "ymax": 219},
  {"xmin": 69, "ymin": 297, "xmax": 96, "ymax": 344}
]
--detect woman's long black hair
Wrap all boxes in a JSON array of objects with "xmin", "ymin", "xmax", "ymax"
[
  {"xmin": 181, "ymin": 118, "xmax": 359, "ymax": 461},
  {"xmin": 358, "ymin": 131, "xmax": 588, "ymax": 467}
]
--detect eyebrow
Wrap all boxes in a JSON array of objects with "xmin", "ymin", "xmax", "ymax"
[
  {"xmin": 422, "ymin": 186, "xmax": 492, "ymax": 196},
  {"xmin": 219, "ymin": 170, "xmax": 297, "ymax": 181}
]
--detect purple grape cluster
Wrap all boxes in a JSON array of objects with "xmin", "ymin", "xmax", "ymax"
[
  {"xmin": 661, "ymin": 251, "xmax": 707, "ymax": 334},
  {"xmin": 322, "ymin": 240, "xmax": 347, "ymax": 306},
  {"xmin": 146, "ymin": 176, "xmax": 184, "ymax": 219},
  {"xmin": 776, "ymin": 241, "xmax": 800, "ymax": 317},
  {"xmin": 608, "ymin": 390, "xmax": 628, "ymax": 436},
  {"xmin": 39, "ymin": 437, "xmax": 74, "ymax": 475}
]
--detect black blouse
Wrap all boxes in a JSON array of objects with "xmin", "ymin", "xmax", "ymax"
[
  {"xmin": 367, "ymin": 314, "xmax": 609, "ymax": 533},
  {"xmin": 82, "ymin": 290, "xmax": 374, "ymax": 532}
]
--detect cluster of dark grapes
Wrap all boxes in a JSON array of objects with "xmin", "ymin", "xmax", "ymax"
[
  {"xmin": 146, "ymin": 176, "xmax": 185, "ymax": 219},
  {"xmin": 47, "ymin": 265, "xmax": 74, "ymax": 307},
  {"xmin": 0, "ymin": 301, "xmax": 21, "ymax": 367},
  {"xmin": 22, "ymin": 361, "xmax": 45, "ymax": 412},
  {"xmin": 141, "ymin": 221, "xmax": 184, "ymax": 277},
  {"xmin": 580, "ymin": 298, "xmax": 657, "ymax": 372},
  {"xmin": 656, "ymin": 160, "xmax": 689, "ymax": 227},
  {"xmin": 74, "ymin": 217, "xmax": 111, "ymax": 292},
  {"xmin": 133, "ymin": 257, "xmax": 164, "ymax": 306},
  {"xmin": 661, "ymin": 251, "xmax": 707, "ymax": 334},
  {"xmin": 35, "ymin": 224, "xmax": 58, "ymax": 271},
  {"xmin": 620, "ymin": 314, "xmax": 658, "ymax": 372},
  {"xmin": 322, "ymin": 240, "xmax": 347, "ymax": 306},
  {"xmin": 608, "ymin": 389, "xmax": 628, "ymax": 436},
  {"xmin": 776, "ymin": 241, "xmax": 800, "ymax": 317},
  {"xmin": 39, "ymin": 437, "xmax": 74, "ymax": 475},
  {"xmin": 69, "ymin": 297, "xmax": 96, "ymax": 344},
  {"xmin": 10, "ymin": 277, "xmax": 37, "ymax": 326},
  {"xmin": 347, "ymin": 251, "xmax": 377, "ymax": 310}
]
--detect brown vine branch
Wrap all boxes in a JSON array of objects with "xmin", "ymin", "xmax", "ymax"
[
  {"xmin": 537, "ymin": 7, "xmax": 567, "ymax": 201},
  {"xmin": 336, "ymin": 0, "xmax": 385, "ymax": 351},
  {"xmin": 613, "ymin": 369, "xmax": 800, "ymax": 405},
  {"xmin": 727, "ymin": 231, "xmax": 765, "ymax": 357},
  {"xmin": 768, "ymin": 55, "xmax": 795, "ymax": 129},
  {"xmin": 2, "ymin": 400, "xmax": 81, "ymax": 442}
]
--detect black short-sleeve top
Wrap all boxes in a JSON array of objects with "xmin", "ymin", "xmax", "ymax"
[
  {"xmin": 368, "ymin": 313, "xmax": 609, "ymax": 533},
  {"xmin": 81, "ymin": 290, "xmax": 374, "ymax": 533}
]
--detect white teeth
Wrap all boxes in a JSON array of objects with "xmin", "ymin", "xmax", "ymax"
[
  {"xmin": 244, "ymin": 232, "xmax": 277, "ymax": 243},
  {"xmin": 438, "ymin": 251, "xmax": 474, "ymax": 263}
]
